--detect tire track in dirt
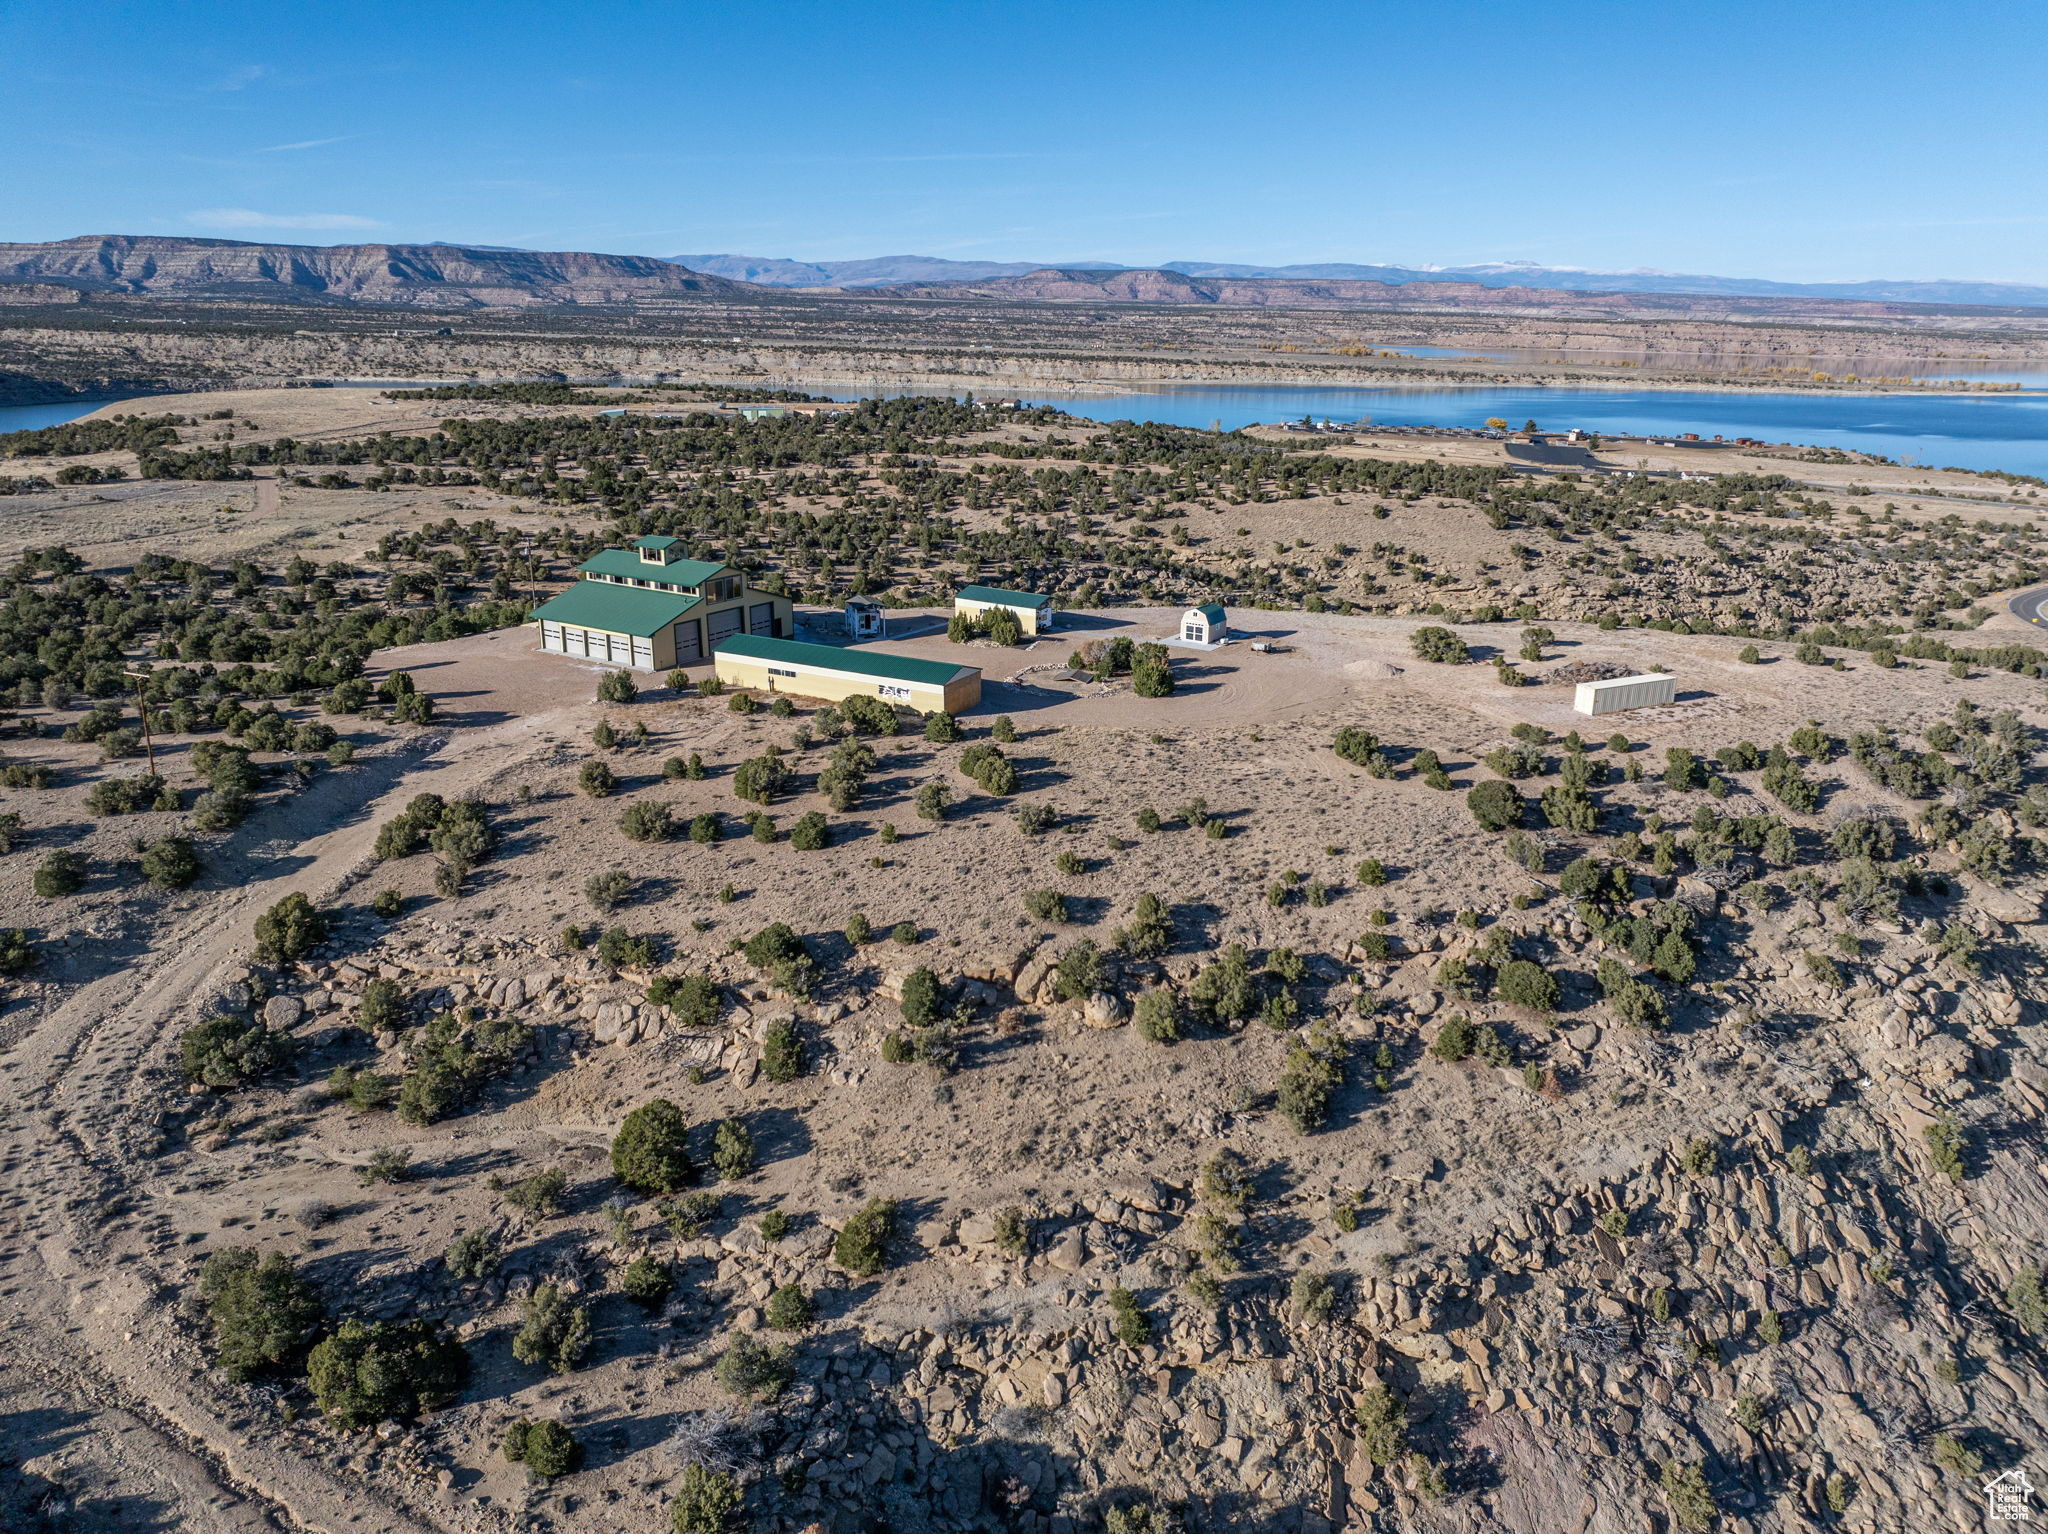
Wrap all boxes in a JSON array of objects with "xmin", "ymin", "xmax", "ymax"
[{"xmin": 0, "ymin": 717, "xmax": 550, "ymax": 1534}]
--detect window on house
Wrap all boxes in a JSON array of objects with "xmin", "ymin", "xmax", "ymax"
[{"xmin": 768, "ymin": 666, "xmax": 797, "ymax": 678}]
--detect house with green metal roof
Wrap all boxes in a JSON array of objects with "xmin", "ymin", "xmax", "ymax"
[
  {"xmin": 529, "ymin": 535, "xmax": 791, "ymax": 671},
  {"xmin": 955, "ymin": 583, "xmax": 1054, "ymax": 636},
  {"xmin": 714, "ymin": 633, "xmax": 981, "ymax": 715}
]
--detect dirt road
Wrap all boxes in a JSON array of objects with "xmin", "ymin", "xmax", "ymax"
[{"xmin": 0, "ymin": 723, "xmax": 535, "ymax": 1533}]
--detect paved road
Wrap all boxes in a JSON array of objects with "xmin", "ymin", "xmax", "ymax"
[{"xmin": 2007, "ymin": 585, "xmax": 2048, "ymax": 627}]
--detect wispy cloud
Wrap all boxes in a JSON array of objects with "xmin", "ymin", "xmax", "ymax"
[
  {"xmin": 187, "ymin": 208, "xmax": 385, "ymax": 231},
  {"xmin": 254, "ymin": 135, "xmax": 355, "ymax": 153},
  {"xmin": 215, "ymin": 64, "xmax": 268, "ymax": 92}
]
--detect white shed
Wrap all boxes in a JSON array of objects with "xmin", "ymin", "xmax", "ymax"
[
  {"xmin": 1574, "ymin": 672, "xmax": 1675, "ymax": 716},
  {"xmin": 1180, "ymin": 603, "xmax": 1229, "ymax": 645}
]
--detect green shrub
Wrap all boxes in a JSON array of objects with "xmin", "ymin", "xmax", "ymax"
[
  {"xmin": 1924, "ymin": 1112, "xmax": 1966, "ymax": 1182},
  {"xmin": 1354, "ymin": 1385, "xmax": 1407, "ymax": 1467},
  {"xmin": 512, "ymin": 1283, "xmax": 591, "ymax": 1375},
  {"xmin": 1466, "ymin": 779, "xmax": 1523, "ymax": 831},
  {"xmin": 669, "ymin": 1466, "xmax": 742, "ymax": 1534},
  {"xmin": 306, "ymin": 1319, "xmax": 466, "ymax": 1429},
  {"xmin": 1660, "ymin": 1462, "xmax": 1715, "ymax": 1533},
  {"xmin": 731, "ymin": 754, "xmax": 787, "ymax": 804},
  {"xmin": 585, "ymin": 869, "xmax": 633, "ymax": 911},
  {"xmin": 1134, "ymin": 988, "xmax": 1180, "ymax": 1043},
  {"xmin": 765, "ymin": 1282, "xmax": 814, "ymax": 1331},
  {"xmin": 900, "ymin": 967, "xmax": 942, "ymax": 1027},
  {"xmin": 1052, "ymin": 939, "xmax": 1106, "ymax": 1001},
  {"xmin": 141, "ymin": 836, "xmax": 200, "ymax": 889},
  {"xmin": 646, "ymin": 972, "xmax": 722, "ymax": 1028},
  {"xmin": 444, "ymin": 1229, "xmax": 502, "ymax": 1282},
  {"xmin": 611, "ymin": 1099, "xmax": 696, "ymax": 1193},
  {"xmin": 1495, "ymin": 959, "xmax": 1559, "ymax": 1011},
  {"xmin": 253, "ymin": 892, "xmax": 325, "ymax": 965},
  {"xmin": 2006, "ymin": 1266, "xmax": 2048, "ymax": 1335},
  {"xmin": 1104, "ymin": 1285, "xmax": 1152, "ymax": 1346},
  {"xmin": 760, "ymin": 1017, "xmax": 804, "ymax": 1081},
  {"xmin": 198, "ymin": 1247, "xmax": 325, "ymax": 1380},
  {"xmin": 597, "ymin": 669, "xmax": 638, "ymax": 704},
  {"xmin": 789, "ymin": 811, "xmax": 828, "ymax": 850},
  {"xmin": 620, "ymin": 1254, "xmax": 673, "ymax": 1310},
  {"xmin": 711, "ymin": 1117, "xmax": 755, "ymax": 1180},
  {"xmin": 713, "ymin": 1333, "xmax": 793, "ymax": 1401},
  {"xmin": 833, "ymin": 1197, "xmax": 896, "ymax": 1276},
  {"xmin": 33, "ymin": 850, "xmax": 88, "ymax": 897},
  {"xmin": 578, "ymin": 759, "xmax": 617, "ymax": 797},
  {"xmin": 179, "ymin": 1013, "xmax": 283, "ymax": 1087},
  {"xmin": 620, "ymin": 800, "xmax": 675, "ymax": 842},
  {"xmin": 1024, "ymin": 888, "xmax": 1067, "ymax": 923},
  {"xmin": 1291, "ymin": 1268, "xmax": 1336, "ymax": 1324},
  {"xmin": 1409, "ymin": 625, "xmax": 1469, "ymax": 663},
  {"xmin": 1277, "ymin": 1022, "xmax": 1346, "ymax": 1132},
  {"xmin": 503, "ymin": 1417, "xmax": 582, "ymax": 1480},
  {"xmin": 0, "ymin": 927, "xmax": 36, "ymax": 976},
  {"xmin": 1430, "ymin": 1014, "xmax": 1474, "ymax": 1063}
]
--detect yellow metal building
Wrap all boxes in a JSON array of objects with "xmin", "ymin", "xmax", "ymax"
[
  {"xmin": 954, "ymin": 584, "xmax": 1053, "ymax": 636},
  {"xmin": 714, "ymin": 634, "xmax": 981, "ymax": 715}
]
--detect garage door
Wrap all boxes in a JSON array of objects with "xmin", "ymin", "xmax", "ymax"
[
  {"xmin": 674, "ymin": 618, "xmax": 703, "ymax": 663},
  {"xmin": 707, "ymin": 608, "xmax": 743, "ymax": 647},
  {"xmin": 541, "ymin": 621, "xmax": 564, "ymax": 654},
  {"xmin": 749, "ymin": 602, "xmax": 776, "ymax": 637},
  {"xmin": 630, "ymin": 637, "xmax": 654, "ymax": 669}
]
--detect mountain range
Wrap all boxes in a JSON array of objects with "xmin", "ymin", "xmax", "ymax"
[
  {"xmin": 3, "ymin": 235, "xmax": 2046, "ymax": 317},
  {"xmin": 670, "ymin": 251, "xmax": 2048, "ymax": 309},
  {"xmin": 0, "ymin": 235, "xmax": 749, "ymax": 308}
]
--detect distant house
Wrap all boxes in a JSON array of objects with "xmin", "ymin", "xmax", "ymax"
[
  {"xmin": 955, "ymin": 584, "xmax": 1054, "ymax": 636},
  {"xmin": 844, "ymin": 597, "xmax": 885, "ymax": 641},
  {"xmin": 714, "ymin": 633, "xmax": 981, "ymax": 715},
  {"xmin": 1181, "ymin": 603, "xmax": 1228, "ymax": 645},
  {"xmin": 529, "ymin": 535, "xmax": 791, "ymax": 671}
]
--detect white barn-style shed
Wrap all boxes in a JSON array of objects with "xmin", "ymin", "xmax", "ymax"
[{"xmin": 1180, "ymin": 603, "xmax": 1228, "ymax": 645}]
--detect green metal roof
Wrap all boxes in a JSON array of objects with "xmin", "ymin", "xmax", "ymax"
[
  {"xmin": 1190, "ymin": 602, "xmax": 1226, "ymax": 622},
  {"xmin": 956, "ymin": 583, "xmax": 1051, "ymax": 609},
  {"xmin": 717, "ymin": 633, "xmax": 977, "ymax": 688},
  {"xmin": 531, "ymin": 580, "xmax": 702, "ymax": 637},
  {"xmin": 576, "ymin": 548, "xmax": 731, "ymax": 586},
  {"xmin": 634, "ymin": 534, "xmax": 681, "ymax": 550}
]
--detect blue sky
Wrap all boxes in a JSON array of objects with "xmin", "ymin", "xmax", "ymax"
[{"xmin": 5, "ymin": 0, "xmax": 2044, "ymax": 282}]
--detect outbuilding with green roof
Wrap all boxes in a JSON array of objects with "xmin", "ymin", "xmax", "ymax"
[
  {"xmin": 530, "ymin": 535, "xmax": 791, "ymax": 670},
  {"xmin": 714, "ymin": 633, "xmax": 981, "ymax": 715},
  {"xmin": 955, "ymin": 583, "xmax": 1054, "ymax": 636}
]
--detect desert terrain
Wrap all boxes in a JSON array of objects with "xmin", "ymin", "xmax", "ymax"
[{"xmin": 1, "ymin": 383, "xmax": 2045, "ymax": 1534}]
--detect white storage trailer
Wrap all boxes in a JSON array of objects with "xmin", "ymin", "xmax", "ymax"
[{"xmin": 1574, "ymin": 673, "xmax": 1675, "ymax": 716}]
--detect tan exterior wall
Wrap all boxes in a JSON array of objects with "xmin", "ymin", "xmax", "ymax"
[
  {"xmin": 956, "ymin": 596, "xmax": 1042, "ymax": 636},
  {"xmin": 713, "ymin": 651, "xmax": 978, "ymax": 715}
]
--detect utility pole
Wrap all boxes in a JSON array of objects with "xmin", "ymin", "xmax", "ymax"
[{"xmin": 122, "ymin": 668, "xmax": 157, "ymax": 775}]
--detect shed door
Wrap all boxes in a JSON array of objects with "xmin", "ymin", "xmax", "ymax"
[
  {"xmin": 631, "ymin": 637, "xmax": 654, "ymax": 670},
  {"xmin": 749, "ymin": 602, "xmax": 775, "ymax": 636},
  {"xmin": 707, "ymin": 608, "xmax": 743, "ymax": 647},
  {"xmin": 541, "ymin": 621, "xmax": 562, "ymax": 653},
  {"xmin": 674, "ymin": 619, "xmax": 703, "ymax": 663}
]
